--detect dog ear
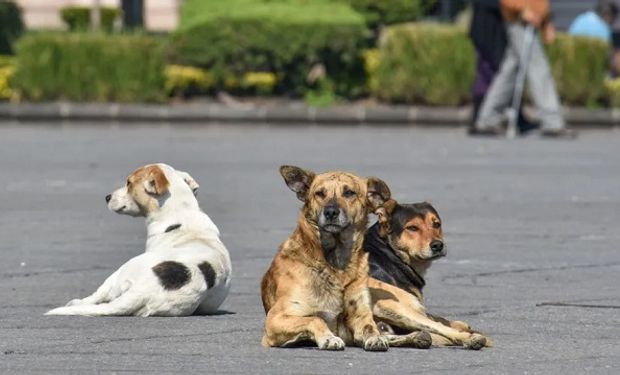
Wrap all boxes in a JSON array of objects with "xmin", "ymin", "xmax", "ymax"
[
  {"xmin": 375, "ymin": 199, "xmax": 397, "ymax": 222},
  {"xmin": 375, "ymin": 199, "xmax": 397, "ymax": 237},
  {"xmin": 143, "ymin": 166, "xmax": 170, "ymax": 196},
  {"xmin": 280, "ymin": 165, "xmax": 316, "ymax": 202},
  {"xmin": 177, "ymin": 170, "xmax": 200, "ymax": 196},
  {"xmin": 367, "ymin": 177, "xmax": 391, "ymax": 211}
]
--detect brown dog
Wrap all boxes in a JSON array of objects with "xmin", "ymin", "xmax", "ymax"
[
  {"xmin": 261, "ymin": 166, "xmax": 394, "ymax": 351},
  {"xmin": 366, "ymin": 200, "xmax": 490, "ymax": 350}
]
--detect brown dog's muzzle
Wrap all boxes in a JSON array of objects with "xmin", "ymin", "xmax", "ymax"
[{"xmin": 319, "ymin": 201, "xmax": 349, "ymax": 233}]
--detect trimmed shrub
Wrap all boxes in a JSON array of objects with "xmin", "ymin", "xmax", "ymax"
[
  {"xmin": 362, "ymin": 48, "xmax": 380, "ymax": 93},
  {"xmin": 546, "ymin": 34, "xmax": 609, "ymax": 106},
  {"xmin": 0, "ymin": 1, "xmax": 25, "ymax": 54},
  {"xmin": 347, "ymin": 0, "xmax": 437, "ymax": 29},
  {"xmin": 0, "ymin": 55, "xmax": 14, "ymax": 100},
  {"xmin": 0, "ymin": 54, "xmax": 12, "ymax": 67},
  {"xmin": 373, "ymin": 25, "xmax": 609, "ymax": 107},
  {"xmin": 604, "ymin": 78, "xmax": 620, "ymax": 107},
  {"xmin": 373, "ymin": 23, "xmax": 475, "ymax": 105},
  {"xmin": 165, "ymin": 65, "xmax": 215, "ymax": 97},
  {"xmin": 168, "ymin": 0, "xmax": 368, "ymax": 97},
  {"xmin": 238, "ymin": 72, "xmax": 278, "ymax": 95},
  {"xmin": 13, "ymin": 33, "xmax": 165, "ymax": 102},
  {"xmin": 60, "ymin": 6, "xmax": 121, "ymax": 32}
]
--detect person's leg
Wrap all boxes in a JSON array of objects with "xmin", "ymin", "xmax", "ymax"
[
  {"xmin": 475, "ymin": 24, "xmax": 521, "ymax": 131},
  {"xmin": 470, "ymin": 53, "xmax": 496, "ymax": 133},
  {"xmin": 520, "ymin": 28, "xmax": 565, "ymax": 131}
]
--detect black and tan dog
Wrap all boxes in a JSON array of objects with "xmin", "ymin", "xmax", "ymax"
[
  {"xmin": 261, "ymin": 166, "xmax": 399, "ymax": 351},
  {"xmin": 366, "ymin": 200, "xmax": 491, "ymax": 350}
]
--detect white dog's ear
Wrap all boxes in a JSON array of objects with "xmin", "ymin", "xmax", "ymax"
[
  {"xmin": 143, "ymin": 166, "xmax": 170, "ymax": 196},
  {"xmin": 177, "ymin": 170, "xmax": 200, "ymax": 196}
]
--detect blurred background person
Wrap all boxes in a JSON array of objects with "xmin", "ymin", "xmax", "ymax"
[
  {"xmin": 469, "ymin": 0, "xmax": 539, "ymax": 135},
  {"xmin": 568, "ymin": 0, "xmax": 618, "ymax": 42},
  {"xmin": 474, "ymin": 0, "xmax": 576, "ymax": 138}
]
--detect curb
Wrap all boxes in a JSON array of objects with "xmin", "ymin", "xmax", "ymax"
[{"xmin": 0, "ymin": 102, "xmax": 617, "ymax": 127}]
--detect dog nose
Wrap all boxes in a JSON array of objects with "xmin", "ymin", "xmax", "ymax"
[
  {"xmin": 324, "ymin": 205, "xmax": 340, "ymax": 221},
  {"xmin": 430, "ymin": 240, "xmax": 444, "ymax": 253},
  {"xmin": 105, "ymin": 194, "xmax": 112, "ymax": 203}
]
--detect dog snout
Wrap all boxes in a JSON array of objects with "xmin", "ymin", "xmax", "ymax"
[
  {"xmin": 105, "ymin": 194, "xmax": 112, "ymax": 203},
  {"xmin": 323, "ymin": 204, "xmax": 340, "ymax": 222},
  {"xmin": 430, "ymin": 240, "xmax": 444, "ymax": 254}
]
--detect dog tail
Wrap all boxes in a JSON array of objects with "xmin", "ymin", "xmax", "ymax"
[{"xmin": 45, "ymin": 292, "xmax": 146, "ymax": 317}]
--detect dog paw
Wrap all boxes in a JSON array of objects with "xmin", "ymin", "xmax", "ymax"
[
  {"xmin": 464, "ymin": 334, "xmax": 487, "ymax": 350},
  {"xmin": 66, "ymin": 299, "xmax": 84, "ymax": 306},
  {"xmin": 412, "ymin": 330, "xmax": 432, "ymax": 349},
  {"xmin": 363, "ymin": 335, "xmax": 389, "ymax": 352},
  {"xmin": 317, "ymin": 335, "xmax": 345, "ymax": 351}
]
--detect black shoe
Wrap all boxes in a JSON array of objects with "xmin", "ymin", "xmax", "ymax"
[
  {"xmin": 540, "ymin": 128, "xmax": 578, "ymax": 139},
  {"xmin": 468, "ymin": 95, "xmax": 484, "ymax": 135},
  {"xmin": 468, "ymin": 127, "xmax": 505, "ymax": 136},
  {"xmin": 518, "ymin": 116, "xmax": 540, "ymax": 135}
]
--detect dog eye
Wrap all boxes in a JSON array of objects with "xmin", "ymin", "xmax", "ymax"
[
  {"xmin": 343, "ymin": 189, "xmax": 356, "ymax": 198},
  {"xmin": 315, "ymin": 190, "xmax": 326, "ymax": 199},
  {"xmin": 433, "ymin": 222, "xmax": 441, "ymax": 229},
  {"xmin": 406, "ymin": 225, "xmax": 418, "ymax": 232}
]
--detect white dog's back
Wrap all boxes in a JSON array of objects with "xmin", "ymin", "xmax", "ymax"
[
  {"xmin": 45, "ymin": 164, "xmax": 232, "ymax": 317},
  {"xmin": 46, "ymin": 244, "xmax": 231, "ymax": 316}
]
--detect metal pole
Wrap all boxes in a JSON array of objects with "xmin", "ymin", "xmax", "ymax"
[
  {"xmin": 506, "ymin": 24, "xmax": 536, "ymax": 139},
  {"xmin": 91, "ymin": 0, "xmax": 101, "ymax": 32}
]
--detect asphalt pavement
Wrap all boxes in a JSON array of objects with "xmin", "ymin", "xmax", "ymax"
[{"xmin": 1, "ymin": 123, "xmax": 619, "ymax": 374}]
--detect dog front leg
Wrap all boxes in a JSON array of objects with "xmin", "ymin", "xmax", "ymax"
[
  {"xmin": 263, "ymin": 303, "xmax": 343, "ymax": 350},
  {"xmin": 427, "ymin": 313, "xmax": 474, "ymax": 332},
  {"xmin": 344, "ymin": 280, "xmax": 389, "ymax": 352},
  {"xmin": 374, "ymin": 299, "xmax": 487, "ymax": 350}
]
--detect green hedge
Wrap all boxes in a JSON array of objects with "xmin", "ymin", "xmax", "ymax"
[
  {"xmin": 168, "ymin": 0, "xmax": 368, "ymax": 97},
  {"xmin": 372, "ymin": 24, "xmax": 609, "ymax": 106},
  {"xmin": 60, "ymin": 6, "xmax": 121, "ymax": 32},
  {"xmin": 546, "ymin": 34, "xmax": 609, "ymax": 106},
  {"xmin": 0, "ymin": 1, "xmax": 24, "ymax": 54},
  {"xmin": 373, "ymin": 23, "xmax": 475, "ymax": 105},
  {"xmin": 347, "ymin": 0, "xmax": 437, "ymax": 29},
  {"xmin": 13, "ymin": 33, "xmax": 165, "ymax": 102}
]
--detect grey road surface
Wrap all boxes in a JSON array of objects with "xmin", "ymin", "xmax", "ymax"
[{"xmin": 1, "ymin": 124, "xmax": 619, "ymax": 374}]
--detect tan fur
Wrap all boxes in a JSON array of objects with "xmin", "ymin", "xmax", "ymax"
[
  {"xmin": 261, "ymin": 167, "xmax": 391, "ymax": 351},
  {"xmin": 126, "ymin": 165, "xmax": 170, "ymax": 214},
  {"xmin": 369, "ymin": 204, "xmax": 492, "ymax": 350}
]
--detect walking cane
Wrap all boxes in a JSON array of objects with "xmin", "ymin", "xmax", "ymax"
[{"xmin": 506, "ymin": 24, "xmax": 536, "ymax": 139}]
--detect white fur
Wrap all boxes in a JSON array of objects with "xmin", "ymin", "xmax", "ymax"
[{"xmin": 46, "ymin": 164, "xmax": 231, "ymax": 317}]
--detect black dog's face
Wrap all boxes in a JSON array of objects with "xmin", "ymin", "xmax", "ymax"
[{"xmin": 380, "ymin": 202, "xmax": 445, "ymax": 264}]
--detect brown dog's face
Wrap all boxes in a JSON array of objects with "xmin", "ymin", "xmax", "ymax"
[
  {"xmin": 378, "ymin": 202, "xmax": 445, "ymax": 263},
  {"xmin": 280, "ymin": 166, "xmax": 391, "ymax": 234}
]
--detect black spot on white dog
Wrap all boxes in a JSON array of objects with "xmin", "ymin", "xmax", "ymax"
[
  {"xmin": 165, "ymin": 223, "xmax": 182, "ymax": 233},
  {"xmin": 198, "ymin": 262, "xmax": 216, "ymax": 289},
  {"xmin": 152, "ymin": 261, "xmax": 191, "ymax": 290}
]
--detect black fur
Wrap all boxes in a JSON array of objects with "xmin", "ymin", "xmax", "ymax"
[
  {"xmin": 152, "ymin": 261, "xmax": 191, "ymax": 290},
  {"xmin": 165, "ymin": 223, "xmax": 182, "ymax": 233},
  {"xmin": 365, "ymin": 202, "xmax": 440, "ymax": 292},
  {"xmin": 198, "ymin": 262, "xmax": 216, "ymax": 289},
  {"xmin": 364, "ymin": 223, "xmax": 426, "ymax": 291},
  {"xmin": 320, "ymin": 228, "xmax": 353, "ymax": 270}
]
